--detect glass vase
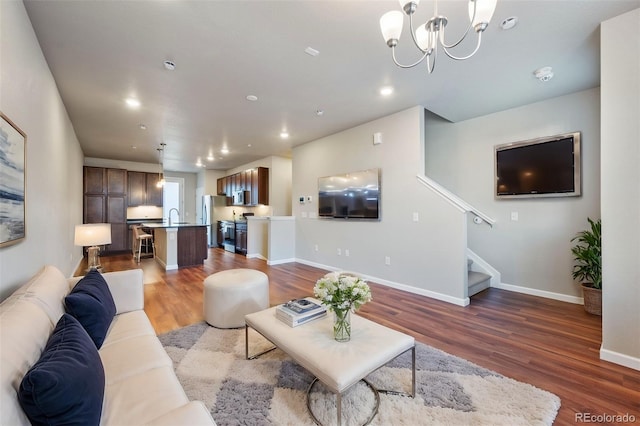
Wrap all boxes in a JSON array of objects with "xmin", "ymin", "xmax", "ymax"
[{"xmin": 333, "ymin": 309, "xmax": 351, "ymax": 342}]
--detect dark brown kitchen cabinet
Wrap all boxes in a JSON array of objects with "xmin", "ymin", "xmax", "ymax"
[
  {"xmin": 83, "ymin": 166, "xmax": 128, "ymax": 253},
  {"xmin": 235, "ymin": 222, "xmax": 247, "ymax": 255},
  {"xmin": 127, "ymin": 172, "xmax": 163, "ymax": 206},
  {"xmin": 177, "ymin": 226, "xmax": 208, "ymax": 267},
  {"xmin": 127, "ymin": 171, "xmax": 146, "ymax": 206},
  {"xmin": 215, "ymin": 167, "xmax": 269, "ymax": 206},
  {"xmin": 107, "ymin": 168, "xmax": 127, "ymax": 194},
  {"xmin": 250, "ymin": 167, "xmax": 269, "ymax": 206},
  {"xmin": 84, "ymin": 194, "xmax": 105, "ymax": 223},
  {"xmin": 84, "ymin": 167, "xmax": 106, "ymax": 194},
  {"xmin": 146, "ymin": 174, "xmax": 163, "ymax": 206}
]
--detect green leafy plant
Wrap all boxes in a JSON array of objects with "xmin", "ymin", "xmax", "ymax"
[{"xmin": 571, "ymin": 218, "xmax": 602, "ymax": 289}]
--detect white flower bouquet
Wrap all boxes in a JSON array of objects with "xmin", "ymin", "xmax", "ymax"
[{"xmin": 313, "ymin": 272, "xmax": 372, "ymax": 341}]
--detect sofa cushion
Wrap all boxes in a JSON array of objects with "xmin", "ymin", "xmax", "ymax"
[
  {"xmin": 18, "ymin": 314, "xmax": 105, "ymax": 426},
  {"xmin": 65, "ymin": 270, "xmax": 116, "ymax": 348},
  {"xmin": 0, "ymin": 298, "xmax": 54, "ymax": 426},
  {"xmin": 9, "ymin": 265, "xmax": 69, "ymax": 325}
]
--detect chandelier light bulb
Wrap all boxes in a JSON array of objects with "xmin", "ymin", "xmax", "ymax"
[
  {"xmin": 468, "ymin": 0, "xmax": 498, "ymax": 32},
  {"xmin": 380, "ymin": 11, "xmax": 404, "ymax": 46}
]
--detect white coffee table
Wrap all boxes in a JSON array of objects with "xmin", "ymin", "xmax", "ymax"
[{"xmin": 245, "ymin": 306, "xmax": 415, "ymax": 425}]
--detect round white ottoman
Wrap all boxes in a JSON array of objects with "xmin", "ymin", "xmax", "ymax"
[{"xmin": 203, "ymin": 268, "xmax": 270, "ymax": 328}]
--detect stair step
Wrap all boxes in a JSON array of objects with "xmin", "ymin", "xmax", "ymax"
[
  {"xmin": 468, "ymin": 270, "xmax": 491, "ymax": 296},
  {"xmin": 468, "ymin": 271, "xmax": 490, "ymax": 286}
]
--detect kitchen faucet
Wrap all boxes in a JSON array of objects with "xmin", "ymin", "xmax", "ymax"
[{"xmin": 168, "ymin": 208, "xmax": 180, "ymax": 226}]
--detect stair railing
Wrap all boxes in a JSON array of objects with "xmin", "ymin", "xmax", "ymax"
[{"xmin": 416, "ymin": 174, "xmax": 495, "ymax": 227}]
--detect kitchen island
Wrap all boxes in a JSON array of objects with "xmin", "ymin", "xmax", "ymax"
[{"xmin": 142, "ymin": 223, "xmax": 207, "ymax": 270}]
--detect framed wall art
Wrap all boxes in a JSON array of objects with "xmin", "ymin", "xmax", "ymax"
[{"xmin": 0, "ymin": 112, "xmax": 26, "ymax": 247}]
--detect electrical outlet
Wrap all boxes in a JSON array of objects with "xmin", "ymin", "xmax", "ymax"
[
  {"xmin": 337, "ymin": 248, "xmax": 342, "ymax": 256},
  {"xmin": 301, "ymin": 211, "xmax": 308, "ymax": 218},
  {"xmin": 345, "ymin": 249, "xmax": 350, "ymax": 257},
  {"xmin": 413, "ymin": 212, "xmax": 419, "ymax": 222},
  {"xmin": 314, "ymin": 244, "xmax": 319, "ymax": 252},
  {"xmin": 385, "ymin": 256, "xmax": 391, "ymax": 265},
  {"xmin": 511, "ymin": 211, "xmax": 519, "ymax": 221}
]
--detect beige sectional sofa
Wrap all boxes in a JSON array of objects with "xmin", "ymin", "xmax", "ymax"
[{"xmin": 0, "ymin": 265, "xmax": 216, "ymax": 425}]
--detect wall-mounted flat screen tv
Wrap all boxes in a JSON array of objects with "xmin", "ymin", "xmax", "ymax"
[
  {"xmin": 495, "ymin": 132, "xmax": 581, "ymax": 199},
  {"xmin": 318, "ymin": 168, "xmax": 380, "ymax": 219}
]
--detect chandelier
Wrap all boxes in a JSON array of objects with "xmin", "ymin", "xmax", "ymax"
[{"xmin": 380, "ymin": 0, "xmax": 498, "ymax": 73}]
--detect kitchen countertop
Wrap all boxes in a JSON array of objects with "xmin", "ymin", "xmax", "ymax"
[{"xmin": 142, "ymin": 222, "xmax": 206, "ymax": 228}]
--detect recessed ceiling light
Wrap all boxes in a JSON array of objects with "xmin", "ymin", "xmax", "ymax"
[
  {"xmin": 248, "ymin": 144, "xmax": 252, "ymax": 148},
  {"xmin": 220, "ymin": 147, "xmax": 229, "ymax": 154},
  {"xmin": 316, "ymin": 109, "xmax": 324, "ymax": 116},
  {"xmin": 304, "ymin": 46, "xmax": 320, "ymax": 57},
  {"xmin": 138, "ymin": 124, "xmax": 147, "ymax": 130},
  {"xmin": 131, "ymin": 145, "xmax": 137, "ymax": 150},
  {"xmin": 125, "ymin": 98, "xmax": 141, "ymax": 109},
  {"xmin": 246, "ymin": 95, "xmax": 258, "ymax": 101},
  {"xmin": 163, "ymin": 60, "xmax": 176, "ymax": 71},
  {"xmin": 207, "ymin": 155, "xmax": 214, "ymax": 161},
  {"xmin": 379, "ymin": 86, "xmax": 394, "ymax": 96},
  {"xmin": 280, "ymin": 131, "xmax": 289, "ymax": 139},
  {"xmin": 500, "ymin": 17, "xmax": 518, "ymax": 30}
]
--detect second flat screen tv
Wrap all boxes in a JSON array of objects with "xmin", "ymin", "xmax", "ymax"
[
  {"xmin": 495, "ymin": 132, "xmax": 581, "ymax": 199},
  {"xmin": 318, "ymin": 168, "xmax": 380, "ymax": 219}
]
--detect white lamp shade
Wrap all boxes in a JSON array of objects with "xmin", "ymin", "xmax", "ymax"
[
  {"xmin": 380, "ymin": 11, "xmax": 404, "ymax": 43},
  {"xmin": 74, "ymin": 223, "xmax": 112, "ymax": 247},
  {"xmin": 415, "ymin": 24, "xmax": 430, "ymax": 51},
  {"xmin": 468, "ymin": 0, "xmax": 497, "ymax": 27}
]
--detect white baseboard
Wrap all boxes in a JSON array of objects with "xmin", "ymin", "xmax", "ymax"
[
  {"xmin": 246, "ymin": 253, "xmax": 267, "ymax": 261},
  {"xmin": 295, "ymin": 258, "xmax": 470, "ymax": 307},
  {"xmin": 600, "ymin": 346, "xmax": 640, "ymax": 371},
  {"xmin": 267, "ymin": 258, "xmax": 296, "ymax": 266},
  {"xmin": 495, "ymin": 282, "xmax": 583, "ymax": 304}
]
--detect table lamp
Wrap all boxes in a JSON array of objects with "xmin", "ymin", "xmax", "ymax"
[{"xmin": 74, "ymin": 223, "xmax": 112, "ymax": 271}]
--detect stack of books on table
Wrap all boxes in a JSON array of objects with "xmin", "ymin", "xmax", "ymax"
[{"xmin": 276, "ymin": 298, "xmax": 327, "ymax": 327}]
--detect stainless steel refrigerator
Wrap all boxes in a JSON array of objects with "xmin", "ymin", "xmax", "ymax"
[{"xmin": 201, "ymin": 195, "xmax": 228, "ymax": 247}]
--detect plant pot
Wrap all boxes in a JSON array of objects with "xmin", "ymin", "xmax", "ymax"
[{"xmin": 582, "ymin": 284, "xmax": 602, "ymax": 316}]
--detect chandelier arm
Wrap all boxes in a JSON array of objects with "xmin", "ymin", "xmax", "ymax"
[
  {"xmin": 441, "ymin": 31, "xmax": 482, "ymax": 61},
  {"xmin": 438, "ymin": 0, "xmax": 476, "ymax": 49},
  {"xmin": 408, "ymin": 13, "xmax": 427, "ymax": 53},
  {"xmin": 426, "ymin": 46, "xmax": 436, "ymax": 74},
  {"xmin": 391, "ymin": 46, "xmax": 430, "ymax": 69},
  {"xmin": 438, "ymin": 20, "xmax": 474, "ymax": 49}
]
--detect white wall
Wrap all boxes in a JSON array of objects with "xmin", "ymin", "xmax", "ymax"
[
  {"xmin": 293, "ymin": 106, "xmax": 469, "ymax": 305},
  {"xmin": 424, "ymin": 89, "xmax": 601, "ymax": 301},
  {"xmin": 0, "ymin": 1, "xmax": 84, "ymax": 300},
  {"xmin": 600, "ymin": 8, "xmax": 640, "ymax": 370}
]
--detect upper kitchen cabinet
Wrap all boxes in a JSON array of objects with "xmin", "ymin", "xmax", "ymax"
[
  {"xmin": 250, "ymin": 167, "xmax": 269, "ymax": 206},
  {"xmin": 127, "ymin": 171, "xmax": 163, "ymax": 206},
  {"xmin": 107, "ymin": 168, "xmax": 127, "ymax": 194},
  {"xmin": 84, "ymin": 166, "xmax": 106, "ymax": 194},
  {"xmin": 216, "ymin": 167, "xmax": 269, "ymax": 206},
  {"xmin": 145, "ymin": 174, "xmax": 163, "ymax": 206}
]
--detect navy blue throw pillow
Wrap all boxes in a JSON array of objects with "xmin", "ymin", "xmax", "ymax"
[
  {"xmin": 18, "ymin": 314, "xmax": 105, "ymax": 426},
  {"xmin": 65, "ymin": 269, "xmax": 116, "ymax": 348}
]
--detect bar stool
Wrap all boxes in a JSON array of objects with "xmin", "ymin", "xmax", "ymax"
[{"xmin": 133, "ymin": 225, "xmax": 155, "ymax": 263}]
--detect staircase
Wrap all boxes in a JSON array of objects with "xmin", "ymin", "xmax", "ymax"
[{"xmin": 468, "ymin": 259, "xmax": 491, "ymax": 296}]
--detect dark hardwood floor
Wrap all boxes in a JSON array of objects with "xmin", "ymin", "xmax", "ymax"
[{"xmin": 79, "ymin": 249, "xmax": 640, "ymax": 425}]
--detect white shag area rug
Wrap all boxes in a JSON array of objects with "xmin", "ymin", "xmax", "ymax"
[{"xmin": 159, "ymin": 322, "xmax": 560, "ymax": 426}]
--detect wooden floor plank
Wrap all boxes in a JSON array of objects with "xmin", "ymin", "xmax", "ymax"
[{"xmin": 78, "ymin": 249, "xmax": 640, "ymax": 425}]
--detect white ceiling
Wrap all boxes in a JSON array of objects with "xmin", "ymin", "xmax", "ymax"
[{"xmin": 24, "ymin": 0, "xmax": 640, "ymax": 173}]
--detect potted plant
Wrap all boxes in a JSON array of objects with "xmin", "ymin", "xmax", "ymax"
[{"xmin": 571, "ymin": 218, "xmax": 602, "ymax": 315}]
